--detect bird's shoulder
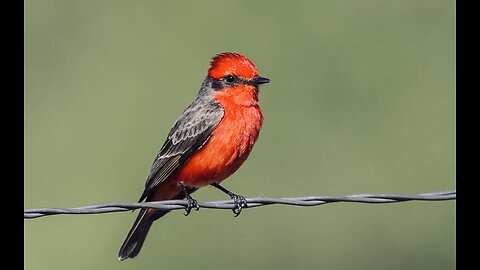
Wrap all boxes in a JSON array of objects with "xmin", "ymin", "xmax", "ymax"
[{"xmin": 155, "ymin": 95, "xmax": 225, "ymax": 162}]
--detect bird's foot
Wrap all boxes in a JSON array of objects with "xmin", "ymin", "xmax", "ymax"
[
  {"xmin": 184, "ymin": 195, "xmax": 199, "ymax": 216},
  {"xmin": 210, "ymin": 183, "xmax": 248, "ymax": 217},
  {"xmin": 230, "ymin": 194, "xmax": 248, "ymax": 217}
]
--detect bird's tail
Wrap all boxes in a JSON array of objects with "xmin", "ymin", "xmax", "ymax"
[
  {"xmin": 118, "ymin": 208, "xmax": 168, "ymax": 261},
  {"xmin": 118, "ymin": 187, "xmax": 196, "ymax": 260}
]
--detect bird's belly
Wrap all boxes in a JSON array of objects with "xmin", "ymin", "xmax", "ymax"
[{"xmin": 175, "ymin": 106, "xmax": 262, "ymax": 188}]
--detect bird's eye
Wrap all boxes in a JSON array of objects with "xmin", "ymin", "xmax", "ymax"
[{"xmin": 224, "ymin": 75, "xmax": 236, "ymax": 83}]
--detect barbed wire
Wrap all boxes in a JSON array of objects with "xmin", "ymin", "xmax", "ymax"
[{"xmin": 24, "ymin": 190, "xmax": 455, "ymax": 219}]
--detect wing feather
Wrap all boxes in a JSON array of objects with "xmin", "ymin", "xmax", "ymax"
[{"xmin": 138, "ymin": 99, "xmax": 224, "ymax": 202}]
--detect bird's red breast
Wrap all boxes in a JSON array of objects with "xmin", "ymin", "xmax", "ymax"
[{"xmin": 175, "ymin": 84, "xmax": 263, "ymax": 188}]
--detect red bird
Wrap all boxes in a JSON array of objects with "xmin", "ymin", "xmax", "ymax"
[{"xmin": 118, "ymin": 52, "xmax": 270, "ymax": 260}]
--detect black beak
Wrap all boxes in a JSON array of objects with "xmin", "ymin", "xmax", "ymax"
[{"xmin": 251, "ymin": 76, "xmax": 270, "ymax": 85}]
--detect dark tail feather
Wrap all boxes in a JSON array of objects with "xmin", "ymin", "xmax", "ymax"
[
  {"xmin": 118, "ymin": 189, "xmax": 195, "ymax": 260},
  {"xmin": 118, "ymin": 209, "xmax": 168, "ymax": 261}
]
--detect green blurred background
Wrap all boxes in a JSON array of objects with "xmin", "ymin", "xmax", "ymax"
[{"xmin": 24, "ymin": 0, "xmax": 455, "ymax": 269}]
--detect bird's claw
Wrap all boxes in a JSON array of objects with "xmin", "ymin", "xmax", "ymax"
[
  {"xmin": 184, "ymin": 196, "xmax": 199, "ymax": 216},
  {"xmin": 230, "ymin": 194, "xmax": 248, "ymax": 217}
]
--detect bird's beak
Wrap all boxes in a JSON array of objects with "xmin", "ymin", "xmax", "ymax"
[{"xmin": 251, "ymin": 76, "xmax": 270, "ymax": 85}]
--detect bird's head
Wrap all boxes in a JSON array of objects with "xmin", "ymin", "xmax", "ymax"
[{"xmin": 207, "ymin": 52, "xmax": 270, "ymax": 90}]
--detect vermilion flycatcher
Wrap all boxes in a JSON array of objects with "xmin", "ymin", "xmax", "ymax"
[{"xmin": 118, "ymin": 52, "xmax": 270, "ymax": 260}]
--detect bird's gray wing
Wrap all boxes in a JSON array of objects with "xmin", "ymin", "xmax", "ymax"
[{"xmin": 138, "ymin": 100, "xmax": 224, "ymax": 202}]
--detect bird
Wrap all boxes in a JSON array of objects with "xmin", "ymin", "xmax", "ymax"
[{"xmin": 118, "ymin": 52, "xmax": 270, "ymax": 260}]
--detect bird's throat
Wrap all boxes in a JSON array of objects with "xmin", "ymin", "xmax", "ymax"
[{"xmin": 213, "ymin": 85, "xmax": 259, "ymax": 107}]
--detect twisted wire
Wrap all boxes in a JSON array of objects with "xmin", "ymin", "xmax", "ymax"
[{"xmin": 24, "ymin": 190, "xmax": 456, "ymax": 219}]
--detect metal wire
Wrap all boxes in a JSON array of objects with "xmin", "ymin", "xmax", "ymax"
[{"xmin": 24, "ymin": 190, "xmax": 456, "ymax": 219}]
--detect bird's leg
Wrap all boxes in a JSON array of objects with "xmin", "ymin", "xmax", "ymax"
[
  {"xmin": 211, "ymin": 183, "xmax": 247, "ymax": 217},
  {"xmin": 180, "ymin": 183, "xmax": 199, "ymax": 216}
]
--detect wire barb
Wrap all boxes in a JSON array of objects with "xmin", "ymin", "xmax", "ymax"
[{"xmin": 24, "ymin": 190, "xmax": 456, "ymax": 219}]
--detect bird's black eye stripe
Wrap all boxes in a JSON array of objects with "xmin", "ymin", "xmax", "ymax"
[
  {"xmin": 206, "ymin": 75, "xmax": 252, "ymax": 91},
  {"xmin": 224, "ymin": 75, "xmax": 236, "ymax": 83}
]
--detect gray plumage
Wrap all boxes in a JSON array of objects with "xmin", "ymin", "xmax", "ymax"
[{"xmin": 138, "ymin": 78, "xmax": 224, "ymax": 202}]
